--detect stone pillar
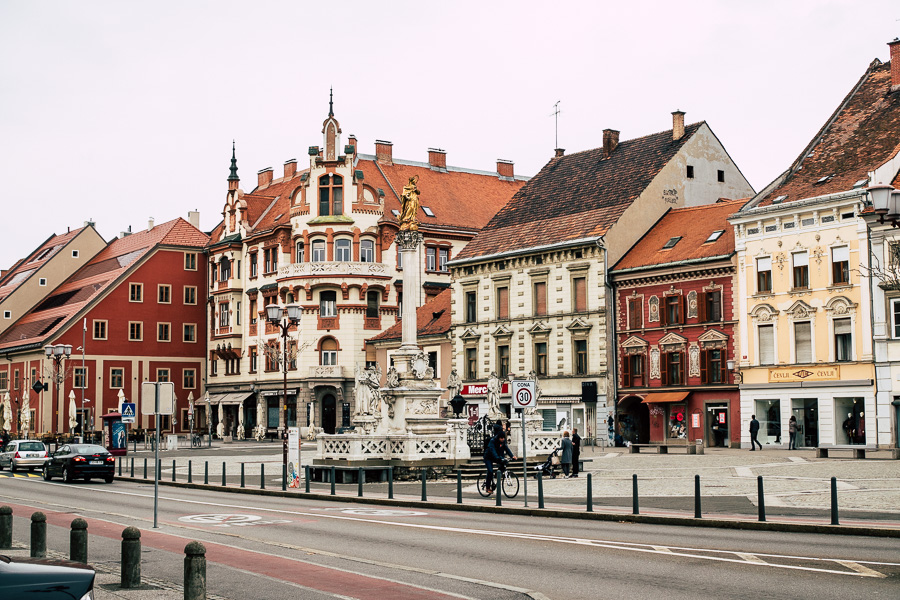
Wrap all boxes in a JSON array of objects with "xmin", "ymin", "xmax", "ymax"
[{"xmin": 396, "ymin": 231, "xmax": 423, "ymax": 359}]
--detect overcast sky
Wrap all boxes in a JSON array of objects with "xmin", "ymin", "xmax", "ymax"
[{"xmin": 1, "ymin": 1, "xmax": 897, "ymax": 270}]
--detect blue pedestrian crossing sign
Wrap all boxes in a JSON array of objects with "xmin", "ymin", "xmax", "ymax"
[{"xmin": 121, "ymin": 402, "xmax": 136, "ymax": 424}]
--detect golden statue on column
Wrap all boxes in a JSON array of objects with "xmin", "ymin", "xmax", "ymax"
[{"xmin": 399, "ymin": 175, "xmax": 420, "ymax": 231}]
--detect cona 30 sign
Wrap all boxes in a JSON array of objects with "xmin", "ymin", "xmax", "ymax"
[{"xmin": 511, "ymin": 380, "xmax": 536, "ymax": 409}]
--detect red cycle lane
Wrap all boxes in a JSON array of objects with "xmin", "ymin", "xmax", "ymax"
[{"xmin": 3, "ymin": 501, "xmax": 460, "ymax": 600}]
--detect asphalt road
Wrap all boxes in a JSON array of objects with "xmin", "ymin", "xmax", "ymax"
[{"xmin": 1, "ymin": 475, "xmax": 899, "ymax": 599}]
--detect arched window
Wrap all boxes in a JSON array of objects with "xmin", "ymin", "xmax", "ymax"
[
  {"xmin": 360, "ymin": 239, "xmax": 375, "ymax": 263},
  {"xmin": 318, "ymin": 174, "xmax": 343, "ymax": 216},
  {"xmin": 320, "ymin": 290, "xmax": 337, "ymax": 317},
  {"xmin": 320, "ymin": 337, "xmax": 338, "ymax": 365},
  {"xmin": 295, "ymin": 241, "xmax": 305, "ymax": 263},
  {"xmin": 335, "ymin": 239, "xmax": 352, "ymax": 262},
  {"xmin": 311, "ymin": 240, "xmax": 326, "ymax": 262}
]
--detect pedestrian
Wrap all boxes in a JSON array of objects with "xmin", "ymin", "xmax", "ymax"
[
  {"xmin": 788, "ymin": 415, "xmax": 798, "ymax": 450},
  {"xmin": 559, "ymin": 431, "xmax": 573, "ymax": 477},
  {"xmin": 571, "ymin": 428, "xmax": 581, "ymax": 477},
  {"xmin": 749, "ymin": 415, "xmax": 762, "ymax": 451},
  {"xmin": 0, "ymin": 429, "xmax": 9, "ymax": 448}
]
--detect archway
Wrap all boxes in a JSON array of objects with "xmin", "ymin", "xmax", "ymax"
[
  {"xmin": 322, "ymin": 394, "xmax": 337, "ymax": 434},
  {"xmin": 617, "ymin": 395, "xmax": 649, "ymax": 445}
]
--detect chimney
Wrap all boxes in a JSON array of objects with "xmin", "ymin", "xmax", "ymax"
[
  {"xmin": 889, "ymin": 38, "xmax": 900, "ymax": 92},
  {"xmin": 187, "ymin": 210, "xmax": 200, "ymax": 229},
  {"xmin": 602, "ymin": 129, "xmax": 619, "ymax": 159},
  {"xmin": 672, "ymin": 110, "xmax": 686, "ymax": 141},
  {"xmin": 257, "ymin": 167, "xmax": 273, "ymax": 188},
  {"xmin": 148, "ymin": 217, "xmax": 154, "ymax": 232},
  {"xmin": 555, "ymin": 148, "xmax": 565, "ymax": 158},
  {"xmin": 428, "ymin": 148, "xmax": 447, "ymax": 170},
  {"xmin": 375, "ymin": 140, "xmax": 393, "ymax": 165},
  {"xmin": 284, "ymin": 159, "xmax": 297, "ymax": 179},
  {"xmin": 347, "ymin": 135, "xmax": 357, "ymax": 156},
  {"xmin": 497, "ymin": 159, "xmax": 514, "ymax": 179}
]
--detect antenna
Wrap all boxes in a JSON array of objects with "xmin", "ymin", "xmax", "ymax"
[{"xmin": 550, "ymin": 101, "xmax": 561, "ymax": 149}]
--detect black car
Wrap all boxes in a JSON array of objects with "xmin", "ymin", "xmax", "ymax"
[
  {"xmin": 42, "ymin": 444, "xmax": 115, "ymax": 483},
  {"xmin": 0, "ymin": 554, "xmax": 95, "ymax": 599}
]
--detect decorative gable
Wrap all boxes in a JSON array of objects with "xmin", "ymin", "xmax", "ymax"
[
  {"xmin": 698, "ymin": 328, "xmax": 729, "ymax": 349},
  {"xmin": 460, "ymin": 328, "xmax": 481, "ymax": 341},
  {"xmin": 565, "ymin": 318, "xmax": 592, "ymax": 333},
  {"xmin": 527, "ymin": 322, "xmax": 551, "ymax": 336},
  {"xmin": 658, "ymin": 332, "xmax": 687, "ymax": 349},
  {"xmin": 622, "ymin": 335, "xmax": 648, "ymax": 356},
  {"xmin": 786, "ymin": 299, "xmax": 815, "ymax": 320},
  {"xmin": 824, "ymin": 296, "xmax": 856, "ymax": 315},
  {"xmin": 491, "ymin": 324, "xmax": 513, "ymax": 338}
]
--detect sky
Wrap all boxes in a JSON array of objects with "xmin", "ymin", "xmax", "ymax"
[{"xmin": 1, "ymin": 0, "xmax": 898, "ymax": 270}]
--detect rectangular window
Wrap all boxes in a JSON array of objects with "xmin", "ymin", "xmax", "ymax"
[
  {"xmin": 892, "ymin": 299, "xmax": 900, "ymax": 339},
  {"xmin": 73, "ymin": 367, "xmax": 87, "ymax": 389},
  {"xmin": 236, "ymin": 301, "xmax": 241, "ymax": 326},
  {"xmin": 794, "ymin": 321, "xmax": 812, "ymax": 363},
  {"xmin": 573, "ymin": 277, "xmax": 587, "ymax": 312},
  {"xmin": 366, "ymin": 291, "xmax": 380, "ymax": 318},
  {"xmin": 129, "ymin": 322, "xmax": 143, "ymax": 341},
  {"xmin": 312, "ymin": 241, "xmax": 326, "ymax": 262},
  {"xmin": 496, "ymin": 286, "xmax": 509, "ymax": 320},
  {"xmin": 426, "ymin": 247, "xmax": 436, "ymax": 271},
  {"xmin": 183, "ymin": 368, "xmax": 196, "ymax": 389},
  {"xmin": 758, "ymin": 324, "xmax": 774, "ymax": 365},
  {"xmin": 664, "ymin": 295, "xmax": 682, "ymax": 325},
  {"xmin": 717, "ymin": 170, "xmax": 725, "ymax": 182},
  {"xmin": 296, "ymin": 242, "xmax": 305, "ymax": 264},
  {"xmin": 249, "ymin": 347, "xmax": 258, "ymax": 372},
  {"xmin": 574, "ymin": 339, "xmax": 588, "ymax": 375},
  {"xmin": 465, "ymin": 291, "xmax": 477, "ymax": 323},
  {"xmin": 210, "ymin": 359, "xmax": 218, "ymax": 376},
  {"xmin": 439, "ymin": 248, "xmax": 449, "ymax": 272},
  {"xmin": 249, "ymin": 298, "xmax": 257, "ymax": 324},
  {"xmin": 184, "ymin": 253, "xmax": 197, "ymax": 270},
  {"xmin": 498, "ymin": 345, "xmax": 510, "ymax": 378},
  {"xmin": 705, "ymin": 291, "xmax": 722, "ymax": 322},
  {"xmin": 792, "ymin": 252, "xmax": 809, "ymax": 289},
  {"xmin": 0, "ymin": 372, "xmax": 7, "ymax": 391},
  {"xmin": 428, "ymin": 351, "xmax": 438, "ymax": 380},
  {"xmin": 184, "ymin": 286, "xmax": 197, "ymax": 305},
  {"xmin": 250, "ymin": 253, "xmax": 258, "ymax": 277},
  {"xmin": 93, "ymin": 320, "xmax": 108, "ymax": 340},
  {"xmin": 183, "ymin": 324, "xmax": 196, "ymax": 342},
  {"xmin": 359, "ymin": 240, "xmax": 373, "ymax": 263},
  {"xmin": 624, "ymin": 354, "xmax": 646, "ymax": 387},
  {"xmin": 832, "ymin": 246, "xmax": 849, "ymax": 285},
  {"xmin": 218, "ymin": 303, "xmax": 230, "ymax": 328},
  {"xmin": 661, "ymin": 352, "xmax": 683, "ymax": 386},
  {"xmin": 534, "ymin": 282, "xmax": 547, "ymax": 316},
  {"xmin": 834, "ymin": 318, "xmax": 852, "ymax": 362},
  {"xmin": 13, "ymin": 370, "xmax": 19, "ymax": 390},
  {"xmin": 129, "ymin": 283, "xmax": 143, "ymax": 302},
  {"xmin": 627, "ymin": 298, "xmax": 643, "ymax": 329},
  {"xmin": 157, "ymin": 368, "xmax": 170, "ymax": 383},
  {"xmin": 756, "ymin": 257, "xmax": 772, "ymax": 293},
  {"xmin": 320, "ymin": 291, "xmax": 337, "ymax": 317},
  {"xmin": 157, "ymin": 323, "xmax": 171, "ymax": 342},
  {"xmin": 686, "ymin": 165, "xmax": 694, "ymax": 178},
  {"xmin": 264, "ymin": 249, "xmax": 272, "ymax": 273},
  {"xmin": 535, "ymin": 342, "xmax": 548, "ymax": 376},
  {"xmin": 466, "ymin": 347, "xmax": 477, "ymax": 380},
  {"xmin": 335, "ymin": 239, "xmax": 352, "ymax": 262},
  {"xmin": 701, "ymin": 349, "xmax": 726, "ymax": 384},
  {"xmin": 158, "ymin": 284, "xmax": 171, "ymax": 304},
  {"xmin": 110, "ymin": 368, "xmax": 124, "ymax": 389}
]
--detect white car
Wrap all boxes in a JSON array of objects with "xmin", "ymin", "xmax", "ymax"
[{"xmin": 0, "ymin": 440, "xmax": 49, "ymax": 472}]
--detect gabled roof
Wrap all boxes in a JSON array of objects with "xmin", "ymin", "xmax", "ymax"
[
  {"xmin": 0, "ymin": 228, "xmax": 88, "ymax": 302},
  {"xmin": 0, "ymin": 218, "xmax": 208, "ymax": 352},
  {"xmin": 367, "ymin": 288, "xmax": 450, "ymax": 344},
  {"xmin": 751, "ymin": 59, "xmax": 900, "ymax": 208},
  {"xmin": 612, "ymin": 199, "xmax": 744, "ymax": 272},
  {"xmin": 454, "ymin": 123, "xmax": 704, "ymax": 261}
]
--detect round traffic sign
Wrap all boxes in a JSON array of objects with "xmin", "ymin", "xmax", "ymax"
[{"xmin": 514, "ymin": 387, "xmax": 533, "ymax": 407}]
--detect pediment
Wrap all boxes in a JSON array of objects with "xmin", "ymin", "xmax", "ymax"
[
  {"xmin": 565, "ymin": 317, "xmax": 592, "ymax": 332},
  {"xmin": 622, "ymin": 335, "xmax": 649, "ymax": 349},
  {"xmin": 786, "ymin": 300, "xmax": 815, "ymax": 319},
  {"xmin": 527, "ymin": 322, "xmax": 552, "ymax": 335},
  {"xmin": 491, "ymin": 325, "xmax": 513, "ymax": 338},
  {"xmin": 824, "ymin": 295, "xmax": 856, "ymax": 315},
  {"xmin": 460, "ymin": 328, "xmax": 481, "ymax": 341},
  {"xmin": 750, "ymin": 303, "xmax": 777, "ymax": 322},
  {"xmin": 658, "ymin": 332, "xmax": 688, "ymax": 346},
  {"xmin": 697, "ymin": 329, "xmax": 728, "ymax": 344}
]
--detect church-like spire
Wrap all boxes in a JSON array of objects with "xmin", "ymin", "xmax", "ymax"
[
  {"xmin": 328, "ymin": 87, "xmax": 334, "ymax": 117},
  {"xmin": 227, "ymin": 140, "xmax": 239, "ymax": 182}
]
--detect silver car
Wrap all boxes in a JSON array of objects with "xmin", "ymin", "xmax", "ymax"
[{"xmin": 0, "ymin": 440, "xmax": 49, "ymax": 472}]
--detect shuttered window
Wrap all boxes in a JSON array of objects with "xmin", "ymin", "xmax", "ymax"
[
  {"xmin": 534, "ymin": 282, "xmax": 547, "ymax": 316},
  {"xmin": 758, "ymin": 325, "xmax": 774, "ymax": 365},
  {"xmin": 834, "ymin": 318, "xmax": 852, "ymax": 362},
  {"xmin": 628, "ymin": 298, "xmax": 642, "ymax": 329},
  {"xmin": 794, "ymin": 321, "xmax": 812, "ymax": 363},
  {"xmin": 573, "ymin": 277, "xmax": 587, "ymax": 312}
]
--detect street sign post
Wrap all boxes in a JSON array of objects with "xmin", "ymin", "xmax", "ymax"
[
  {"xmin": 511, "ymin": 380, "xmax": 536, "ymax": 506},
  {"xmin": 141, "ymin": 381, "xmax": 175, "ymax": 529},
  {"xmin": 121, "ymin": 403, "xmax": 136, "ymax": 424}
]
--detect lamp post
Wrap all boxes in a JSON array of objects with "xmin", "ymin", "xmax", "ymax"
[
  {"xmin": 204, "ymin": 391, "xmax": 211, "ymax": 448},
  {"xmin": 44, "ymin": 343, "xmax": 72, "ymax": 437},
  {"xmin": 265, "ymin": 303, "xmax": 302, "ymax": 438}
]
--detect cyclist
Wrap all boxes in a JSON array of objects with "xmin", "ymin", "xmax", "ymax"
[{"xmin": 483, "ymin": 430, "xmax": 516, "ymax": 494}]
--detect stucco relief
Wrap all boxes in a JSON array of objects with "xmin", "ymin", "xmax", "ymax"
[
  {"xmin": 687, "ymin": 290, "xmax": 698, "ymax": 319},
  {"xmin": 649, "ymin": 346, "xmax": 661, "ymax": 379},
  {"xmin": 648, "ymin": 296, "xmax": 660, "ymax": 323},
  {"xmin": 688, "ymin": 343, "xmax": 701, "ymax": 377},
  {"xmin": 750, "ymin": 304, "xmax": 776, "ymax": 323}
]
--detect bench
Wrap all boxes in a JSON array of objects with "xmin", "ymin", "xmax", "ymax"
[
  {"xmin": 815, "ymin": 446, "xmax": 867, "ymax": 459},
  {"xmin": 628, "ymin": 443, "xmax": 698, "ymax": 455},
  {"xmin": 309, "ymin": 465, "xmax": 393, "ymax": 484}
]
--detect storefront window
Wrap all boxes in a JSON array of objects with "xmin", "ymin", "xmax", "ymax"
[
  {"xmin": 668, "ymin": 404, "xmax": 686, "ymax": 439},
  {"xmin": 754, "ymin": 399, "xmax": 782, "ymax": 445},
  {"xmin": 835, "ymin": 397, "xmax": 865, "ymax": 445}
]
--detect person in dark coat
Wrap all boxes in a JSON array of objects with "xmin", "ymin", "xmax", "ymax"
[
  {"xmin": 571, "ymin": 428, "xmax": 582, "ymax": 477},
  {"xmin": 559, "ymin": 431, "xmax": 573, "ymax": 477},
  {"xmin": 749, "ymin": 415, "xmax": 762, "ymax": 451},
  {"xmin": 483, "ymin": 432, "xmax": 515, "ymax": 493}
]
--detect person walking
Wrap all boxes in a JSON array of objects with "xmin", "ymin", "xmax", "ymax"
[
  {"xmin": 788, "ymin": 415, "xmax": 798, "ymax": 450},
  {"xmin": 560, "ymin": 431, "xmax": 573, "ymax": 477},
  {"xmin": 571, "ymin": 428, "xmax": 581, "ymax": 477},
  {"xmin": 749, "ymin": 415, "xmax": 762, "ymax": 451}
]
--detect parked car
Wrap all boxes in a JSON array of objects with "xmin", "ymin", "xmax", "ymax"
[
  {"xmin": 0, "ymin": 554, "xmax": 95, "ymax": 599},
  {"xmin": 42, "ymin": 444, "xmax": 115, "ymax": 484},
  {"xmin": 0, "ymin": 440, "xmax": 49, "ymax": 472}
]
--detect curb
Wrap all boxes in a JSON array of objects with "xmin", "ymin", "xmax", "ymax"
[{"xmin": 115, "ymin": 476, "xmax": 900, "ymax": 538}]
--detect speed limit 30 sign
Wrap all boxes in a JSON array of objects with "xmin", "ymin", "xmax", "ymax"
[{"xmin": 511, "ymin": 380, "xmax": 536, "ymax": 409}]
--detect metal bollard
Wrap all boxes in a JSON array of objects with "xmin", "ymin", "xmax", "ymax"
[
  {"xmin": 261, "ymin": 464, "xmax": 265, "ymax": 490},
  {"xmin": 30, "ymin": 512, "xmax": 47, "ymax": 558},
  {"xmin": 204, "ymin": 462, "xmax": 209, "ymax": 485},
  {"xmin": 695, "ymin": 474, "xmax": 702, "ymax": 519},
  {"xmin": 358, "ymin": 468, "xmax": 364, "ymax": 497},
  {"xmin": 184, "ymin": 541, "xmax": 207, "ymax": 600},
  {"xmin": 130, "ymin": 457, "xmax": 134, "ymax": 478},
  {"xmin": 831, "ymin": 476, "xmax": 839, "ymax": 525},
  {"xmin": 587, "ymin": 474, "xmax": 593, "ymax": 512},
  {"xmin": 240, "ymin": 463, "xmax": 245, "ymax": 488},
  {"xmin": 157, "ymin": 459, "xmax": 162, "ymax": 480},
  {"xmin": 222, "ymin": 462, "xmax": 226, "ymax": 487},
  {"xmin": 757, "ymin": 476, "xmax": 766, "ymax": 522},
  {"xmin": 282, "ymin": 463, "xmax": 287, "ymax": 492},
  {"xmin": 495, "ymin": 471, "xmax": 502, "ymax": 506},
  {"xmin": 188, "ymin": 461, "xmax": 192, "ymax": 484},
  {"xmin": 70, "ymin": 518, "xmax": 88, "ymax": 563},
  {"xmin": 172, "ymin": 460, "xmax": 176, "ymax": 482},
  {"xmin": 121, "ymin": 527, "xmax": 141, "ymax": 588},
  {"xmin": 144, "ymin": 458, "xmax": 148, "ymax": 479},
  {"xmin": 305, "ymin": 465, "xmax": 310, "ymax": 493},
  {"xmin": 330, "ymin": 466, "xmax": 335, "ymax": 495},
  {"xmin": 537, "ymin": 472, "xmax": 544, "ymax": 509},
  {"xmin": 457, "ymin": 469, "xmax": 462, "ymax": 504},
  {"xmin": 632, "ymin": 474, "xmax": 639, "ymax": 515},
  {"xmin": 119, "ymin": 459, "xmax": 122, "ymax": 476},
  {"xmin": 421, "ymin": 470, "xmax": 427, "ymax": 502},
  {"xmin": 388, "ymin": 467, "xmax": 393, "ymax": 499},
  {"xmin": 0, "ymin": 506, "xmax": 12, "ymax": 549}
]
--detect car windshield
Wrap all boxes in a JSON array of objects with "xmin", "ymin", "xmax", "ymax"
[
  {"xmin": 70, "ymin": 445, "xmax": 107, "ymax": 455},
  {"xmin": 18, "ymin": 442, "xmax": 45, "ymax": 451}
]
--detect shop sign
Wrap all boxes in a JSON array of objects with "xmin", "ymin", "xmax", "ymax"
[
  {"xmin": 461, "ymin": 383, "xmax": 509, "ymax": 396},
  {"xmin": 768, "ymin": 366, "xmax": 840, "ymax": 383}
]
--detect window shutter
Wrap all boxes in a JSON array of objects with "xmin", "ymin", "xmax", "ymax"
[
  {"xmin": 642, "ymin": 354, "xmax": 649, "ymax": 386},
  {"xmin": 834, "ymin": 318, "xmax": 851, "ymax": 336},
  {"xmin": 700, "ymin": 349, "xmax": 708, "ymax": 384},
  {"xmin": 720, "ymin": 351, "xmax": 728, "ymax": 384},
  {"xmin": 659, "ymin": 300, "xmax": 667, "ymax": 327},
  {"xmin": 660, "ymin": 352, "xmax": 669, "ymax": 385},
  {"xmin": 622, "ymin": 353, "xmax": 631, "ymax": 387},
  {"xmin": 759, "ymin": 325, "xmax": 774, "ymax": 364},
  {"xmin": 680, "ymin": 295, "xmax": 686, "ymax": 324},
  {"xmin": 795, "ymin": 322, "xmax": 812, "ymax": 363},
  {"xmin": 698, "ymin": 292, "xmax": 707, "ymax": 322}
]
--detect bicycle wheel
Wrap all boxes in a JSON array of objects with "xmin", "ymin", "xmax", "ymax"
[
  {"xmin": 502, "ymin": 471, "xmax": 519, "ymax": 498},
  {"xmin": 476, "ymin": 474, "xmax": 492, "ymax": 498}
]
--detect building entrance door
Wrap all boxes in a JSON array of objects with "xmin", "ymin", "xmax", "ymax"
[
  {"xmin": 617, "ymin": 396, "xmax": 649, "ymax": 444},
  {"xmin": 322, "ymin": 394, "xmax": 336, "ymax": 434},
  {"xmin": 791, "ymin": 398, "xmax": 818, "ymax": 448},
  {"xmin": 706, "ymin": 403, "xmax": 729, "ymax": 447}
]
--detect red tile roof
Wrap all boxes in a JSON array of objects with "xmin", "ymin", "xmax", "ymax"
[
  {"xmin": 455, "ymin": 124, "xmax": 704, "ymax": 261},
  {"xmin": 612, "ymin": 199, "xmax": 745, "ymax": 272},
  {"xmin": 367, "ymin": 288, "xmax": 450, "ymax": 343},
  {"xmin": 753, "ymin": 59, "xmax": 900, "ymax": 207}
]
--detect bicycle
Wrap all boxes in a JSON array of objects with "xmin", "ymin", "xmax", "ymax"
[{"xmin": 476, "ymin": 460, "xmax": 519, "ymax": 499}]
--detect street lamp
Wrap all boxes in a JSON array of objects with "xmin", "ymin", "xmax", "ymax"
[
  {"xmin": 868, "ymin": 184, "xmax": 900, "ymax": 226},
  {"xmin": 265, "ymin": 303, "xmax": 302, "ymax": 438},
  {"xmin": 44, "ymin": 343, "xmax": 72, "ymax": 438},
  {"xmin": 204, "ymin": 391, "xmax": 211, "ymax": 448}
]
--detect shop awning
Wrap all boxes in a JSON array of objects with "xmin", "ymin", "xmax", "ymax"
[
  {"xmin": 206, "ymin": 392, "xmax": 254, "ymax": 405},
  {"xmin": 261, "ymin": 389, "xmax": 298, "ymax": 397},
  {"xmin": 642, "ymin": 391, "xmax": 690, "ymax": 404}
]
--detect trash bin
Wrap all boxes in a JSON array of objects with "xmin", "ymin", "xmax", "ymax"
[
  {"xmin": 695, "ymin": 439, "xmax": 704, "ymax": 455},
  {"xmin": 166, "ymin": 435, "xmax": 178, "ymax": 451}
]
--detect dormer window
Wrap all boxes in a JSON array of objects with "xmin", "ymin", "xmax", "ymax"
[
  {"xmin": 662, "ymin": 237, "xmax": 682, "ymax": 249},
  {"xmin": 705, "ymin": 230, "xmax": 724, "ymax": 243},
  {"xmin": 318, "ymin": 174, "xmax": 343, "ymax": 216},
  {"xmin": 422, "ymin": 206, "xmax": 435, "ymax": 217}
]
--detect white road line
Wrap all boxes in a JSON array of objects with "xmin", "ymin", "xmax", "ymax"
[
  {"xmin": 736, "ymin": 553, "xmax": 767, "ymax": 564},
  {"xmin": 652, "ymin": 546, "xmax": 673, "ymax": 553},
  {"xmin": 835, "ymin": 561, "xmax": 887, "ymax": 578}
]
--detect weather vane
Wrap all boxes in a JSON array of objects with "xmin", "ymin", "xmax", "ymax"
[{"xmin": 551, "ymin": 101, "xmax": 561, "ymax": 149}]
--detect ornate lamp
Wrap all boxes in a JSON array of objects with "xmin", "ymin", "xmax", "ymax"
[
  {"xmin": 449, "ymin": 394, "xmax": 467, "ymax": 418},
  {"xmin": 868, "ymin": 183, "xmax": 896, "ymax": 217}
]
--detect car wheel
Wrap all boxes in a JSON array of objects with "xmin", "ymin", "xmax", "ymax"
[
  {"xmin": 43, "ymin": 466, "xmax": 52, "ymax": 481},
  {"xmin": 104, "ymin": 475, "xmax": 114, "ymax": 484},
  {"xmin": 10, "ymin": 462, "xmax": 17, "ymax": 473},
  {"xmin": 63, "ymin": 466, "xmax": 73, "ymax": 483}
]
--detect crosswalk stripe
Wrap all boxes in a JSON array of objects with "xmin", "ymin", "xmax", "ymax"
[{"xmin": 836, "ymin": 561, "xmax": 887, "ymax": 578}]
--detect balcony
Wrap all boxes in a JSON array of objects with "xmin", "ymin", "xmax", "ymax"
[
  {"xmin": 278, "ymin": 262, "xmax": 388, "ymax": 278},
  {"xmin": 308, "ymin": 365, "xmax": 345, "ymax": 379},
  {"xmin": 318, "ymin": 315, "xmax": 340, "ymax": 330}
]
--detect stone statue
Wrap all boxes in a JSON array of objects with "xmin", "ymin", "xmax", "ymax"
[
  {"xmin": 446, "ymin": 368, "xmax": 461, "ymax": 399},
  {"xmin": 486, "ymin": 371, "xmax": 503, "ymax": 419},
  {"xmin": 367, "ymin": 366, "xmax": 382, "ymax": 412},
  {"xmin": 254, "ymin": 398, "xmax": 266, "ymax": 441},
  {"xmin": 21, "ymin": 390, "xmax": 30, "ymax": 439},
  {"xmin": 216, "ymin": 400, "xmax": 225, "ymax": 438},
  {"xmin": 526, "ymin": 370, "xmax": 542, "ymax": 415},
  {"xmin": 386, "ymin": 366, "xmax": 400, "ymax": 388},
  {"xmin": 237, "ymin": 402, "xmax": 245, "ymax": 439},
  {"xmin": 398, "ymin": 175, "xmax": 420, "ymax": 231},
  {"xmin": 355, "ymin": 364, "xmax": 382, "ymax": 415}
]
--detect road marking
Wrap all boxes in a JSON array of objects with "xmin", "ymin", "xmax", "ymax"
[
  {"xmin": 835, "ymin": 561, "xmax": 887, "ymax": 578},
  {"xmin": 736, "ymin": 553, "xmax": 767, "ymax": 564},
  {"xmin": 178, "ymin": 513, "xmax": 292, "ymax": 527},
  {"xmin": 652, "ymin": 546, "xmax": 673, "ymax": 553},
  {"xmin": 0, "ymin": 472, "xmax": 41, "ymax": 478},
  {"xmin": 315, "ymin": 508, "xmax": 428, "ymax": 517}
]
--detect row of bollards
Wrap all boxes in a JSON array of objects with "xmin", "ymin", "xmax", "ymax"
[{"xmin": 0, "ymin": 506, "xmax": 208, "ymax": 599}]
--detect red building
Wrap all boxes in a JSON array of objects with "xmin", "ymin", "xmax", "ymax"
[
  {"xmin": 0, "ymin": 217, "xmax": 208, "ymax": 437},
  {"xmin": 610, "ymin": 200, "xmax": 743, "ymax": 447}
]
